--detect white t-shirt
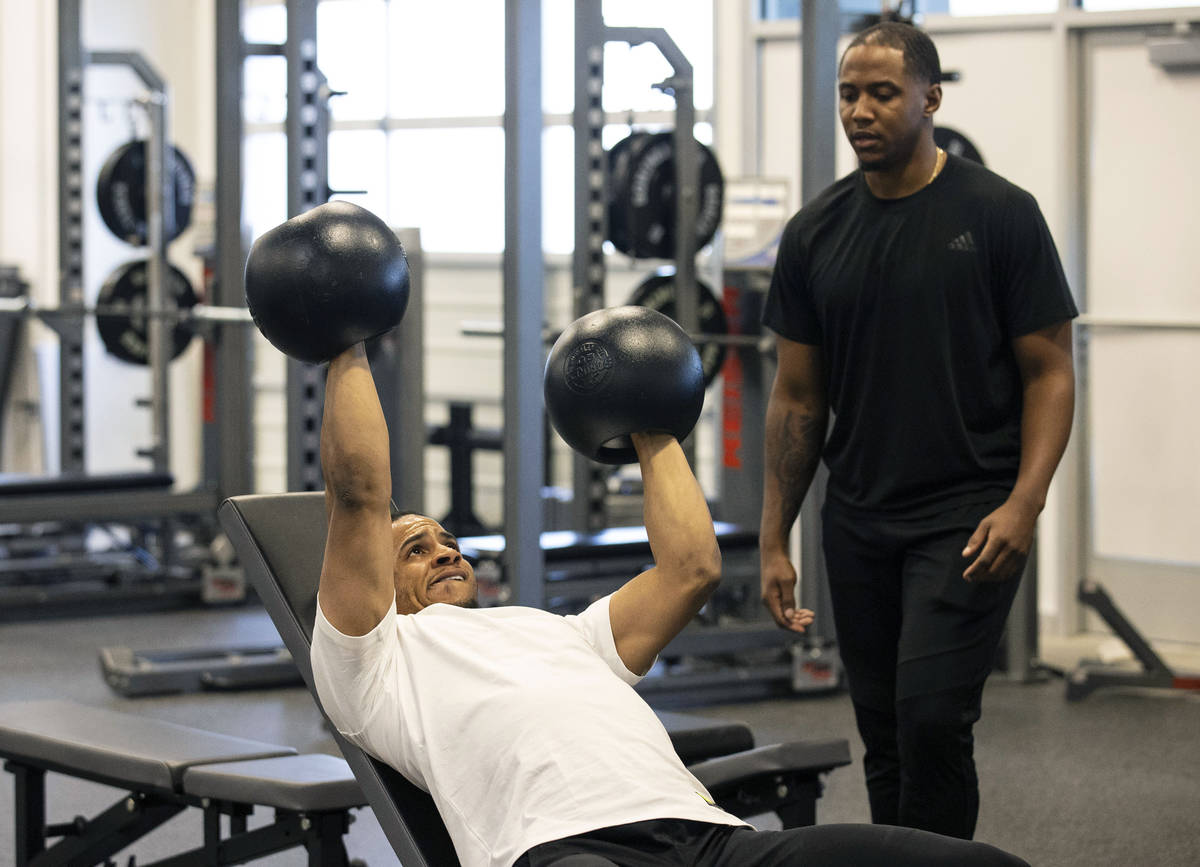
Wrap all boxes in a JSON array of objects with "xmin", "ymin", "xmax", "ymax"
[{"xmin": 310, "ymin": 594, "xmax": 745, "ymax": 867}]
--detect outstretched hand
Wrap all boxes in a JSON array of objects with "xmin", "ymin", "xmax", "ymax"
[
  {"xmin": 760, "ymin": 550, "xmax": 816, "ymax": 632},
  {"xmin": 962, "ymin": 498, "xmax": 1038, "ymax": 582}
]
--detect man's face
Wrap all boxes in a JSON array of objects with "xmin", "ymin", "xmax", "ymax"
[
  {"xmin": 391, "ymin": 514, "xmax": 478, "ymax": 615},
  {"xmin": 838, "ymin": 43, "xmax": 940, "ymax": 173}
]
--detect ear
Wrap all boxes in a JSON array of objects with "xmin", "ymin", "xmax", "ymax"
[{"xmin": 923, "ymin": 82, "xmax": 943, "ymax": 118}]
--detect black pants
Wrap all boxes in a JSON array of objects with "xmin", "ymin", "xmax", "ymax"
[
  {"xmin": 515, "ymin": 818, "xmax": 1029, "ymax": 866},
  {"xmin": 822, "ymin": 497, "xmax": 1022, "ymax": 839}
]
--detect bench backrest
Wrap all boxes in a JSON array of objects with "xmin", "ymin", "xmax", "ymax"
[{"xmin": 218, "ymin": 492, "xmax": 460, "ymax": 867}]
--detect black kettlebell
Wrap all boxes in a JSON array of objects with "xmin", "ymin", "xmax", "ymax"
[
  {"xmin": 544, "ymin": 305, "xmax": 705, "ymax": 465},
  {"xmin": 244, "ymin": 201, "xmax": 410, "ymax": 364}
]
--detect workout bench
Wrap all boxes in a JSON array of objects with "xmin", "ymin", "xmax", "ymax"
[
  {"xmin": 0, "ymin": 699, "xmax": 365, "ymax": 866},
  {"xmin": 218, "ymin": 491, "xmax": 851, "ymax": 867}
]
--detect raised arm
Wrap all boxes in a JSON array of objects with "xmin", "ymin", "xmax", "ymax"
[
  {"xmin": 608, "ymin": 432, "xmax": 722, "ymax": 675},
  {"xmin": 963, "ymin": 319, "xmax": 1075, "ymax": 581},
  {"xmin": 318, "ymin": 344, "xmax": 397, "ymax": 634},
  {"xmin": 759, "ymin": 335, "xmax": 828, "ymax": 631}
]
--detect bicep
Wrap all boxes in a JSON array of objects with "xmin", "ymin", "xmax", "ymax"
[
  {"xmin": 609, "ymin": 566, "xmax": 712, "ymax": 676},
  {"xmin": 770, "ymin": 337, "xmax": 828, "ymax": 420},
  {"xmin": 319, "ymin": 496, "xmax": 395, "ymax": 636},
  {"xmin": 1012, "ymin": 320, "xmax": 1074, "ymax": 383}
]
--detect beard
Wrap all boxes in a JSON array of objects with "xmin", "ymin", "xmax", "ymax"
[{"xmin": 452, "ymin": 597, "xmax": 480, "ymax": 610}]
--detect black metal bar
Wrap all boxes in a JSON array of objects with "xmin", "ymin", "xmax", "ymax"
[
  {"xmin": 285, "ymin": 0, "xmax": 329, "ymax": 495},
  {"xmin": 774, "ymin": 780, "xmax": 821, "ymax": 829},
  {"xmin": 214, "ymin": 0, "xmax": 256, "ymax": 500},
  {"xmin": 57, "ymin": 0, "xmax": 87, "ymax": 473},
  {"xmin": 28, "ymin": 793, "xmax": 184, "ymax": 867},
  {"xmin": 1078, "ymin": 579, "xmax": 1171, "ymax": 675},
  {"xmin": 436, "ymin": 403, "xmax": 490, "ymax": 537},
  {"xmin": 7, "ymin": 761, "xmax": 47, "ymax": 864},
  {"xmin": 571, "ymin": 0, "xmax": 611, "ymax": 535},
  {"xmin": 305, "ymin": 811, "xmax": 352, "ymax": 867}
]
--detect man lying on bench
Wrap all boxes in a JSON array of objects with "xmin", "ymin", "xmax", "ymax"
[{"xmin": 250, "ymin": 203, "xmax": 1029, "ymax": 867}]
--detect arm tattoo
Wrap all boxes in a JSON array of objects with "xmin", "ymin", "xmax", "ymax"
[{"xmin": 769, "ymin": 407, "xmax": 824, "ymax": 539}]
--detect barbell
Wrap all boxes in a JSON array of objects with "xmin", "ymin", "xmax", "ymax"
[{"xmin": 0, "ymin": 259, "xmax": 254, "ymax": 366}]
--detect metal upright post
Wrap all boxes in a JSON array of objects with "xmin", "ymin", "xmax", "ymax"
[
  {"xmin": 570, "ymin": 0, "xmax": 611, "ymax": 533},
  {"xmin": 57, "ymin": 0, "xmax": 87, "ymax": 474},
  {"xmin": 604, "ymin": 25, "xmax": 698, "ymax": 463},
  {"xmin": 213, "ymin": 0, "xmax": 257, "ymax": 498},
  {"xmin": 503, "ymin": 0, "xmax": 545, "ymax": 607},
  {"xmin": 141, "ymin": 89, "xmax": 171, "ymax": 474},
  {"xmin": 284, "ymin": 0, "xmax": 328, "ymax": 493},
  {"xmin": 797, "ymin": 0, "xmax": 839, "ymax": 640}
]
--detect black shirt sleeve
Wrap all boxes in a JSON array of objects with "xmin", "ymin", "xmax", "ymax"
[
  {"xmin": 762, "ymin": 214, "xmax": 823, "ymax": 346},
  {"xmin": 994, "ymin": 187, "xmax": 1079, "ymax": 338}
]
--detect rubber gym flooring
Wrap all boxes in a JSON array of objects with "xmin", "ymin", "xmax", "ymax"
[{"xmin": 0, "ymin": 605, "xmax": 1197, "ymax": 866}]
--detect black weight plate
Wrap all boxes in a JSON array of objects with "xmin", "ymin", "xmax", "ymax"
[
  {"xmin": 606, "ymin": 132, "xmax": 652, "ymax": 256},
  {"xmin": 621, "ymin": 132, "xmax": 725, "ymax": 260},
  {"xmin": 96, "ymin": 140, "xmax": 197, "ymax": 247},
  {"xmin": 629, "ymin": 271, "xmax": 728, "ymax": 387},
  {"xmin": 96, "ymin": 260, "xmax": 199, "ymax": 366},
  {"xmin": 933, "ymin": 126, "xmax": 984, "ymax": 165}
]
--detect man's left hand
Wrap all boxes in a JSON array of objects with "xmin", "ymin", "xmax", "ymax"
[{"xmin": 962, "ymin": 499, "xmax": 1038, "ymax": 582}]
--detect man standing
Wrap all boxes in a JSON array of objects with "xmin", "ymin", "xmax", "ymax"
[{"xmin": 759, "ymin": 21, "xmax": 1077, "ymax": 840}]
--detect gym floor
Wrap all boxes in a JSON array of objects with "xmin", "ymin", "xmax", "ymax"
[{"xmin": 1, "ymin": 606, "xmax": 1197, "ymax": 866}]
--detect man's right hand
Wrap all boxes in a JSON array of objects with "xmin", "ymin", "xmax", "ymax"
[{"xmin": 760, "ymin": 549, "xmax": 815, "ymax": 633}]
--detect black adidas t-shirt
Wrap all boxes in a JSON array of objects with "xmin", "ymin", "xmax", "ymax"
[{"xmin": 763, "ymin": 155, "xmax": 1078, "ymax": 515}]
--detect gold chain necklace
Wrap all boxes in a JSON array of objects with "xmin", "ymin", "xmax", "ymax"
[{"xmin": 926, "ymin": 147, "xmax": 946, "ymax": 187}]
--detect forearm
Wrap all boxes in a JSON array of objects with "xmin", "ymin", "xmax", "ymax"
[
  {"xmin": 759, "ymin": 389, "xmax": 826, "ymax": 554},
  {"xmin": 1010, "ymin": 367, "xmax": 1075, "ymax": 513},
  {"xmin": 633, "ymin": 432, "xmax": 721, "ymax": 589},
  {"xmin": 321, "ymin": 344, "xmax": 392, "ymax": 509}
]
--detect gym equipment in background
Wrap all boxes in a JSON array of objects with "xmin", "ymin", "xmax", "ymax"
[
  {"xmin": 933, "ymin": 125, "xmax": 985, "ymax": 165},
  {"xmin": 606, "ymin": 130, "xmax": 725, "ymax": 260},
  {"xmin": 628, "ymin": 269, "xmax": 729, "ymax": 388},
  {"xmin": 96, "ymin": 139, "xmax": 196, "ymax": 247},
  {"xmin": 95, "ymin": 259, "xmax": 200, "ymax": 365},
  {"xmin": 1066, "ymin": 579, "xmax": 1200, "ymax": 701}
]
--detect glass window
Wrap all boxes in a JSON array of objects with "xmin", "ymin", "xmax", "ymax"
[
  {"xmin": 1082, "ymin": 0, "xmax": 1199, "ymax": 8},
  {"xmin": 243, "ymin": 1, "xmax": 286, "ymax": 43},
  {"xmin": 318, "ymin": 0, "xmax": 389, "ymax": 121},
  {"xmin": 241, "ymin": 0, "xmax": 714, "ymax": 253},
  {"xmin": 542, "ymin": 0, "xmax": 575, "ymax": 114},
  {"xmin": 543, "ymin": 126, "xmax": 575, "ymax": 255},
  {"xmin": 947, "ymin": 0, "xmax": 1057, "ymax": 12},
  {"xmin": 243, "ymin": 132, "xmax": 288, "ymax": 241},
  {"xmin": 602, "ymin": 0, "xmax": 714, "ymax": 111},
  {"xmin": 244, "ymin": 55, "xmax": 287, "ymax": 125},
  {"xmin": 328, "ymin": 129, "xmax": 389, "ymax": 220},
  {"xmin": 387, "ymin": 0, "xmax": 505, "ymax": 118},
  {"xmin": 387, "ymin": 128, "xmax": 505, "ymax": 253}
]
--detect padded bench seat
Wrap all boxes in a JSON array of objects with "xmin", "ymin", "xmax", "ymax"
[
  {"xmin": 183, "ymin": 753, "xmax": 365, "ymax": 813},
  {"xmin": 0, "ymin": 699, "xmax": 365, "ymax": 866},
  {"xmin": 0, "ymin": 699, "xmax": 293, "ymax": 793}
]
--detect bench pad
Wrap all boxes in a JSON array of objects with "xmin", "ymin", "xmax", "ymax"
[
  {"xmin": 183, "ymin": 753, "xmax": 366, "ymax": 812},
  {"xmin": 688, "ymin": 739, "xmax": 852, "ymax": 791},
  {"xmin": 0, "ymin": 699, "xmax": 295, "ymax": 792}
]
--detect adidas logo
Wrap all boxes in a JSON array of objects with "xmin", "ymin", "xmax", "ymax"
[{"xmin": 948, "ymin": 230, "xmax": 976, "ymax": 252}]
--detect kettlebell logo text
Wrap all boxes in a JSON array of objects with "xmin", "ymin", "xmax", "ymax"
[{"xmin": 564, "ymin": 341, "xmax": 613, "ymax": 394}]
